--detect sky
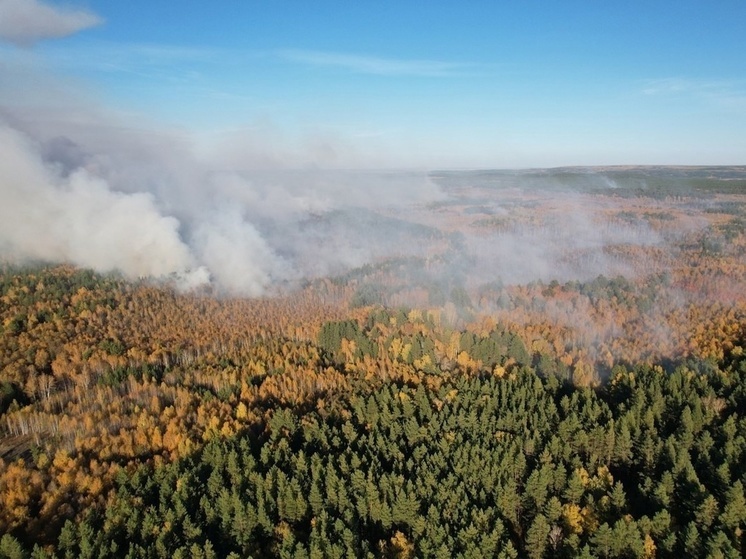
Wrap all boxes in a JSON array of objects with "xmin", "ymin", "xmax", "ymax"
[{"xmin": 2, "ymin": 0, "xmax": 745, "ymax": 169}]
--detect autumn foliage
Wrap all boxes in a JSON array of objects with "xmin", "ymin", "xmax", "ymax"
[{"xmin": 2, "ymin": 173, "xmax": 746, "ymax": 556}]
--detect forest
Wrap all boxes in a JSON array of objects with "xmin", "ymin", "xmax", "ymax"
[{"xmin": 1, "ymin": 167, "xmax": 746, "ymax": 558}]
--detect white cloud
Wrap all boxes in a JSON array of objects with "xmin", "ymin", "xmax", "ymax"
[{"xmin": 0, "ymin": 0, "xmax": 102, "ymax": 46}]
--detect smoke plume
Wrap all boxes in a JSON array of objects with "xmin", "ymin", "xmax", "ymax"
[
  {"xmin": 0, "ymin": 123, "xmax": 201, "ymax": 279},
  {"xmin": 0, "ymin": 50, "xmax": 716, "ymax": 299},
  {"xmin": 0, "ymin": 87, "xmax": 446, "ymax": 295}
]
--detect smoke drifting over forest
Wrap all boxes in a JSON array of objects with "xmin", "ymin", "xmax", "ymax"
[
  {"xmin": 0, "ymin": 61, "xmax": 739, "ymax": 300},
  {"xmin": 0, "ymin": 102, "xmax": 447, "ymax": 295},
  {"xmin": 0, "ymin": 101, "xmax": 728, "ymax": 299}
]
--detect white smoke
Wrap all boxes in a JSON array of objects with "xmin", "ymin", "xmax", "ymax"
[
  {"xmin": 0, "ymin": 103, "xmax": 444, "ymax": 296},
  {"xmin": 0, "ymin": 124, "xmax": 205, "ymax": 283},
  {"xmin": 191, "ymin": 207, "xmax": 288, "ymax": 297},
  {"xmin": 0, "ymin": 26, "xmax": 454, "ymax": 297}
]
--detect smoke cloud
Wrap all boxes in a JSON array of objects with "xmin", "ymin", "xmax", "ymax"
[
  {"xmin": 0, "ymin": 52, "xmax": 716, "ymax": 300},
  {"xmin": 0, "ymin": 71, "xmax": 447, "ymax": 296},
  {"xmin": 0, "ymin": 123, "xmax": 201, "ymax": 281},
  {"xmin": 0, "ymin": 91, "xmax": 715, "ymax": 300},
  {"xmin": 0, "ymin": 0, "xmax": 103, "ymax": 46}
]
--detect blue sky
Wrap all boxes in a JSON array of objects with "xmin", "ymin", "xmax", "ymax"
[{"xmin": 2, "ymin": 0, "xmax": 746, "ymax": 168}]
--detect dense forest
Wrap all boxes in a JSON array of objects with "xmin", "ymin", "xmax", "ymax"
[
  {"xmin": 0, "ymin": 263, "xmax": 745, "ymax": 558},
  {"xmin": 2, "ymin": 169, "xmax": 746, "ymax": 557}
]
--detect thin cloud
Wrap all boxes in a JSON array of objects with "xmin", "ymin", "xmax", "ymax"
[
  {"xmin": 642, "ymin": 77, "xmax": 732, "ymax": 96},
  {"xmin": 39, "ymin": 41, "xmax": 224, "ymax": 75},
  {"xmin": 278, "ymin": 48, "xmax": 476, "ymax": 77},
  {"xmin": 643, "ymin": 77, "xmax": 746, "ymax": 110},
  {"xmin": 0, "ymin": 0, "xmax": 103, "ymax": 46},
  {"xmin": 642, "ymin": 77, "xmax": 690, "ymax": 95}
]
